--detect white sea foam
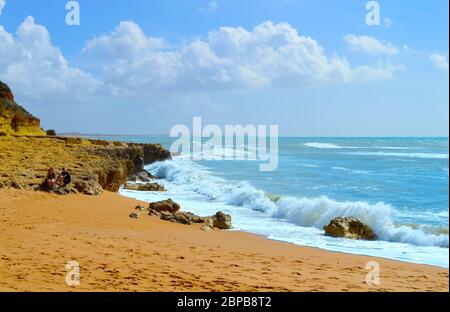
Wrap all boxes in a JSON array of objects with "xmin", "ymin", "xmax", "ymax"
[
  {"xmin": 304, "ymin": 143, "xmax": 348, "ymax": 149},
  {"xmin": 147, "ymin": 159, "xmax": 449, "ymax": 249},
  {"xmin": 304, "ymin": 143, "xmax": 419, "ymax": 150},
  {"xmin": 347, "ymin": 152, "xmax": 449, "ymax": 159},
  {"xmin": 175, "ymin": 145, "xmax": 263, "ymax": 162},
  {"xmin": 273, "ymin": 196, "xmax": 448, "ymax": 248},
  {"xmin": 332, "ymin": 167, "xmax": 369, "ymax": 174}
]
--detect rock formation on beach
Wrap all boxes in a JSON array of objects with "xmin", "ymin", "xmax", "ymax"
[
  {"xmin": 212, "ymin": 211, "xmax": 233, "ymax": 230},
  {"xmin": 130, "ymin": 143, "xmax": 172, "ymax": 164},
  {"xmin": 0, "ymin": 81, "xmax": 45, "ymax": 136},
  {"xmin": 323, "ymin": 217, "xmax": 376, "ymax": 240},
  {"xmin": 143, "ymin": 199, "xmax": 233, "ymax": 230},
  {"xmin": 0, "ymin": 135, "xmax": 171, "ymax": 195},
  {"xmin": 128, "ymin": 170, "xmax": 155, "ymax": 182},
  {"xmin": 149, "ymin": 199, "xmax": 181, "ymax": 214}
]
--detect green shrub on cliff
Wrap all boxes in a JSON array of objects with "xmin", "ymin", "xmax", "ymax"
[{"xmin": 46, "ymin": 129, "xmax": 57, "ymax": 136}]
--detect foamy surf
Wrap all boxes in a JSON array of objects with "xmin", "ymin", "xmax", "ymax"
[
  {"xmin": 347, "ymin": 151, "xmax": 449, "ymax": 159},
  {"xmin": 304, "ymin": 142, "xmax": 420, "ymax": 150},
  {"xmin": 304, "ymin": 143, "xmax": 348, "ymax": 149},
  {"xmin": 115, "ymin": 136, "xmax": 448, "ymax": 268},
  {"xmin": 156, "ymin": 158, "xmax": 448, "ymax": 248},
  {"xmin": 119, "ymin": 155, "xmax": 449, "ymax": 268}
]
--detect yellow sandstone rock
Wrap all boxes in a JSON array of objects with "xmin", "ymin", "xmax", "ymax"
[{"xmin": 0, "ymin": 81, "xmax": 45, "ymax": 136}]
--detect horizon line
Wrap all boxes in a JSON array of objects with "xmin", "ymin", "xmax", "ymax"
[{"xmin": 59, "ymin": 132, "xmax": 450, "ymax": 139}]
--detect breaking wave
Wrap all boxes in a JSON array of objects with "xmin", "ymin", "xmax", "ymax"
[{"xmin": 148, "ymin": 159, "xmax": 449, "ymax": 248}]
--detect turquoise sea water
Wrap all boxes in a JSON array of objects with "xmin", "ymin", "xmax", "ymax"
[{"xmin": 93, "ymin": 136, "xmax": 449, "ymax": 267}]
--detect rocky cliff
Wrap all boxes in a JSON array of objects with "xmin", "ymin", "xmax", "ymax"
[
  {"xmin": 0, "ymin": 80, "xmax": 172, "ymax": 195},
  {"xmin": 132, "ymin": 143, "xmax": 172, "ymax": 164},
  {"xmin": 0, "ymin": 136, "xmax": 172, "ymax": 195},
  {"xmin": 0, "ymin": 81, "xmax": 45, "ymax": 136}
]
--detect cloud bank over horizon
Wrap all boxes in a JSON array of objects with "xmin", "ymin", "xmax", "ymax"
[
  {"xmin": 82, "ymin": 20, "xmax": 401, "ymax": 98},
  {"xmin": 1, "ymin": 16, "xmax": 402, "ymax": 102},
  {"xmin": 0, "ymin": 3, "xmax": 448, "ymax": 136}
]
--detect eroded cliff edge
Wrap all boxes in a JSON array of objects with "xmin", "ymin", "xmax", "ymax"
[
  {"xmin": 0, "ymin": 80, "xmax": 171, "ymax": 195},
  {"xmin": 0, "ymin": 135, "xmax": 171, "ymax": 195},
  {"xmin": 0, "ymin": 81, "xmax": 46, "ymax": 136}
]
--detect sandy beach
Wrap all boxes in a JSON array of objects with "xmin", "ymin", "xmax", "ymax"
[
  {"xmin": 0, "ymin": 188, "xmax": 447, "ymax": 292},
  {"xmin": 0, "ymin": 0, "xmax": 448, "ymax": 297}
]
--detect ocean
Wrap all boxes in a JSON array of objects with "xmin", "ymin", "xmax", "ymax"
[{"xmin": 93, "ymin": 136, "xmax": 449, "ymax": 268}]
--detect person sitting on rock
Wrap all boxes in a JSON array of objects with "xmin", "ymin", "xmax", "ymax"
[
  {"xmin": 57, "ymin": 168, "xmax": 71, "ymax": 186},
  {"xmin": 44, "ymin": 167, "xmax": 57, "ymax": 190}
]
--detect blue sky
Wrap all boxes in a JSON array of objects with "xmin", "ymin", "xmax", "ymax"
[{"xmin": 0, "ymin": 0, "xmax": 448, "ymax": 135}]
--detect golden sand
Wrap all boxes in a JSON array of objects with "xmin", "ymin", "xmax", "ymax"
[{"xmin": 0, "ymin": 189, "xmax": 447, "ymax": 292}]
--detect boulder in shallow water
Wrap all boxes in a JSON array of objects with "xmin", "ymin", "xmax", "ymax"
[
  {"xmin": 323, "ymin": 217, "xmax": 376, "ymax": 240},
  {"xmin": 142, "ymin": 144, "xmax": 172, "ymax": 164},
  {"xmin": 149, "ymin": 199, "xmax": 180, "ymax": 213},
  {"xmin": 128, "ymin": 170, "xmax": 155, "ymax": 182},
  {"xmin": 124, "ymin": 182, "xmax": 166, "ymax": 192}
]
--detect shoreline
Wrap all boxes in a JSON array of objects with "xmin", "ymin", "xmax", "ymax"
[
  {"xmin": 0, "ymin": 188, "xmax": 448, "ymax": 292},
  {"xmin": 120, "ymin": 188, "xmax": 450, "ymax": 270},
  {"xmin": 227, "ymin": 229, "xmax": 449, "ymax": 270},
  {"xmin": 119, "ymin": 172, "xmax": 449, "ymax": 269}
]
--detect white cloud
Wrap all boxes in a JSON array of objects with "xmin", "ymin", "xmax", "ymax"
[
  {"xmin": 0, "ymin": 0, "xmax": 5, "ymax": 15},
  {"xmin": 199, "ymin": 1, "xmax": 219, "ymax": 14},
  {"xmin": 207, "ymin": 1, "xmax": 219, "ymax": 13},
  {"xmin": 383, "ymin": 18, "xmax": 393, "ymax": 29},
  {"xmin": 345, "ymin": 34, "xmax": 399, "ymax": 56},
  {"xmin": 0, "ymin": 17, "xmax": 399, "ymax": 109},
  {"xmin": 0, "ymin": 16, "xmax": 100, "ymax": 103},
  {"xmin": 429, "ymin": 53, "xmax": 449, "ymax": 71},
  {"xmin": 82, "ymin": 21, "xmax": 166, "ymax": 58},
  {"xmin": 83, "ymin": 21, "xmax": 397, "ymax": 97},
  {"xmin": 353, "ymin": 63, "xmax": 402, "ymax": 81}
]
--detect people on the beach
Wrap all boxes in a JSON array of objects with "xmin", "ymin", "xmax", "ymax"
[
  {"xmin": 57, "ymin": 168, "xmax": 72, "ymax": 186},
  {"xmin": 43, "ymin": 167, "xmax": 72, "ymax": 191},
  {"xmin": 44, "ymin": 167, "xmax": 57, "ymax": 190}
]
